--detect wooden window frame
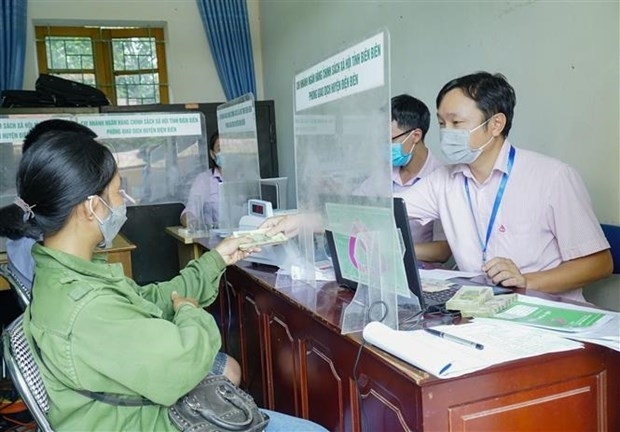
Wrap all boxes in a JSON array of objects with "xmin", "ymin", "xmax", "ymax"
[{"xmin": 35, "ymin": 25, "xmax": 169, "ymax": 105}]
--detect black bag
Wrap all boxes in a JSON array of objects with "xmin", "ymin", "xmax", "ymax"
[
  {"xmin": 168, "ymin": 375, "xmax": 269, "ymax": 432},
  {"xmin": 0, "ymin": 90, "xmax": 56, "ymax": 108},
  {"xmin": 75, "ymin": 375, "xmax": 269, "ymax": 432},
  {"xmin": 35, "ymin": 74, "xmax": 110, "ymax": 107}
]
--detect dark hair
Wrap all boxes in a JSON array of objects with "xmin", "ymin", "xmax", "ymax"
[
  {"xmin": 0, "ymin": 130, "xmax": 117, "ymax": 240},
  {"xmin": 391, "ymin": 94, "xmax": 430, "ymax": 139},
  {"xmin": 23, "ymin": 119, "xmax": 97, "ymax": 153},
  {"xmin": 208, "ymin": 130, "xmax": 220, "ymax": 170},
  {"xmin": 436, "ymin": 72, "xmax": 516, "ymax": 137}
]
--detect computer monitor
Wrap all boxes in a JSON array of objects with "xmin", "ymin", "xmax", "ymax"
[
  {"xmin": 260, "ymin": 177, "xmax": 288, "ymax": 210},
  {"xmin": 392, "ymin": 197, "xmax": 426, "ymax": 306}
]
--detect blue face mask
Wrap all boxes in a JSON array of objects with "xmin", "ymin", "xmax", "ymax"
[
  {"xmin": 214, "ymin": 152, "xmax": 222, "ymax": 167},
  {"xmin": 391, "ymin": 130, "xmax": 416, "ymax": 167}
]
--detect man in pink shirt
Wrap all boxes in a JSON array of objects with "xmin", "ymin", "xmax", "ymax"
[
  {"xmin": 396, "ymin": 72, "xmax": 612, "ymax": 301},
  {"xmin": 356, "ymin": 94, "xmax": 451, "ymax": 264}
]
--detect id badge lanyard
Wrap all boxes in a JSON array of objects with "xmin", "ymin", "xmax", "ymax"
[{"xmin": 464, "ymin": 146, "xmax": 516, "ymax": 264}]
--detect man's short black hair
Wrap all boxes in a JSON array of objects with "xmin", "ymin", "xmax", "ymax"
[
  {"xmin": 23, "ymin": 119, "xmax": 97, "ymax": 153},
  {"xmin": 391, "ymin": 94, "xmax": 430, "ymax": 139},
  {"xmin": 436, "ymin": 72, "xmax": 516, "ymax": 137}
]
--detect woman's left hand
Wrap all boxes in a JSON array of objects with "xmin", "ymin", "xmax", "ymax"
[{"xmin": 214, "ymin": 236, "xmax": 260, "ymax": 266}]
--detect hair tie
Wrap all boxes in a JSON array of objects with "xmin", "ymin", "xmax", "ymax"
[{"xmin": 14, "ymin": 197, "xmax": 36, "ymax": 222}]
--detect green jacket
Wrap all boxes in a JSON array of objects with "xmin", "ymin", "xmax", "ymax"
[{"xmin": 24, "ymin": 243, "xmax": 226, "ymax": 431}]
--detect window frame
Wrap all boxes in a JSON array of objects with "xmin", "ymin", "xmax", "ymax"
[{"xmin": 35, "ymin": 25, "xmax": 170, "ymax": 105}]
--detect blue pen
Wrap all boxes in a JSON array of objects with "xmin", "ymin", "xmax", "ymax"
[{"xmin": 439, "ymin": 363, "xmax": 452, "ymax": 375}]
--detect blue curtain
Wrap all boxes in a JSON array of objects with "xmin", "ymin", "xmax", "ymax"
[
  {"xmin": 0, "ymin": 0, "xmax": 28, "ymax": 93},
  {"xmin": 196, "ymin": 0, "xmax": 256, "ymax": 100}
]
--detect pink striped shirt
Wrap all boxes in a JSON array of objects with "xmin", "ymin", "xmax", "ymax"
[
  {"xmin": 396, "ymin": 140, "xmax": 609, "ymax": 301},
  {"xmin": 355, "ymin": 150, "xmax": 445, "ymax": 243}
]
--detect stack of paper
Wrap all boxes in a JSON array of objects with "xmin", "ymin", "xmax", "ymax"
[
  {"xmin": 477, "ymin": 295, "xmax": 620, "ymax": 352},
  {"xmin": 363, "ymin": 320, "xmax": 583, "ymax": 379}
]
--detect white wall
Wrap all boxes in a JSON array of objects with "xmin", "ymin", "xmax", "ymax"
[
  {"xmin": 24, "ymin": 0, "xmax": 264, "ymax": 102},
  {"xmin": 259, "ymin": 1, "xmax": 620, "ymax": 224}
]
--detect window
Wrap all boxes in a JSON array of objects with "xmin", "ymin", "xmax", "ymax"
[{"xmin": 35, "ymin": 26, "xmax": 169, "ymax": 105}]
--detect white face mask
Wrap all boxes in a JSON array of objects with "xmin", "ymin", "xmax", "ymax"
[
  {"xmin": 439, "ymin": 117, "xmax": 494, "ymax": 164},
  {"xmin": 88, "ymin": 190, "xmax": 133, "ymax": 248}
]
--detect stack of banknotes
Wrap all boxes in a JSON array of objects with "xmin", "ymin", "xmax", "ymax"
[
  {"xmin": 446, "ymin": 286, "xmax": 517, "ymax": 318},
  {"xmin": 232, "ymin": 229, "xmax": 288, "ymax": 251}
]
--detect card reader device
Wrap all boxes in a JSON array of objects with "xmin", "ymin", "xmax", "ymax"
[{"xmin": 239, "ymin": 199, "xmax": 274, "ymax": 231}]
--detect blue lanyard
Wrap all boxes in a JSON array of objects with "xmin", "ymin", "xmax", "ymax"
[{"xmin": 464, "ymin": 146, "xmax": 515, "ymax": 263}]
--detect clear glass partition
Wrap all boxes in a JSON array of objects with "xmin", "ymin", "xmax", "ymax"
[
  {"xmin": 76, "ymin": 112, "xmax": 207, "ymax": 207},
  {"xmin": 0, "ymin": 114, "xmax": 73, "ymax": 207},
  {"xmin": 0, "ymin": 115, "xmax": 73, "ymax": 251},
  {"xmin": 216, "ymin": 94, "xmax": 261, "ymax": 231},
  {"xmin": 293, "ymin": 30, "xmax": 418, "ymax": 332}
]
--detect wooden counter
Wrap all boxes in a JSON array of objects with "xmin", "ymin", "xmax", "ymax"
[
  {"xmin": 164, "ymin": 226, "xmax": 207, "ymax": 269},
  {"xmin": 193, "ymin": 237, "xmax": 619, "ymax": 432}
]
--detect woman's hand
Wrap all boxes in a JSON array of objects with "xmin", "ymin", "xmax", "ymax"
[
  {"xmin": 214, "ymin": 236, "xmax": 260, "ymax": 266},
  {"xmin": 171, "ymin": 290, "xmax": 199, "ymax": 312}
]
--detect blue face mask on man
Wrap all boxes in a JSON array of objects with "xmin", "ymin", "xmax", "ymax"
[{"xmin": 391, "ymin": 129, "xmax": 416, "ymax": 167}]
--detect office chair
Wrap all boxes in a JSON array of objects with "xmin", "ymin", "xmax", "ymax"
[
  {"xmin": 0, "ymin": 263, "xmax": 31, "ymax": 310},
  {"xmin": 2, "ymin": 314, "xmax": 54, "ymax": 432},
  {"xmin": 601, "ymin": 224, "xmax": 620, "ymax": 274}
]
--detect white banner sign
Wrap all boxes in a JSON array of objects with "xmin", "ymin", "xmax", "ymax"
[
  {"xmin": 0, "ymin": 116, "xmax": 67, "ymax": 143},
  {"xmin": 217, "ymin": 100, "xmax": 256, "ymax": 133},
  {"xmin": 76, "ymin": 113, "xmax": 203, "ymax": 139},
  {"xmin": 294, "ymin": 32, "xmax": 385, "ymax": 112}
]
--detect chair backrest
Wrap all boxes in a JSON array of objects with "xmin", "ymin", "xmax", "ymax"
[
  {"xmin": 0, "ymin": 263, "xmax": 31, "ymax": 309},
  {"xmin": 601, "ymin": 224, "xmax": 620, "ymax": 274},
  {"xmin": 2, "ymin": 315, "xmax": 54, "ymax": 432},
  {"xmin": 120, "ymin": 202, "xmax": 185, "ymax": 284}
]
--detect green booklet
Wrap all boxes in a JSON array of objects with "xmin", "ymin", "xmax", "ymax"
[{"xmin": 492, "ymin": 300, "xmax": 607, "ymax": 332}]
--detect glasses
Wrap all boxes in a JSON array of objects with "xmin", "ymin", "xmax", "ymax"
[{"xmin": 391, "ymin": 129, "xmax": 414, "ymax": 142}]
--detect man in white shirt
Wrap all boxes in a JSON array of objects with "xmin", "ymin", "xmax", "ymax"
[{"xmin": 396, "ymin": 72, "xmax": 612, "ymax": 301}]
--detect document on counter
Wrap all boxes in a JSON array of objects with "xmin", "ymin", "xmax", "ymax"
[
  {"xmin": 475, "ymin": 295, "xmax": 620, "ymax": 352},
  {"xmin": 362, "ymin": 321, "xmax": 583, "ymax": 379},
  {"xmin": 490, "ymin": 295, "xmax": 611, "ymax": 332}
]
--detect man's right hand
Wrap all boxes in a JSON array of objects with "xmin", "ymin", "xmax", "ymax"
[{"xmin": 259, "ymin": 214, "xmax": 303, "ymax": 238}]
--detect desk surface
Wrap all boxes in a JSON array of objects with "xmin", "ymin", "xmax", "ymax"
[
  {"xmin": 195, "ymin": 236, "xmax": 614, "ymax": 382},
  {"xmin": 165, "ymin": 226, "xmax": 210, "ymax": 245},
  {"xmin": 189, "ymin": 237, "xmax": 620, "ymax": 430}
]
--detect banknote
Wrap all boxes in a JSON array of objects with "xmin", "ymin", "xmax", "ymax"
[
  {"xmin": 446, "ymin": 286, "xmax": 517, "ymax": 318},
  {"xmin": 445, "ymin": 286, "xmax": 493, "ymax": 311},
  {"xmin": 232, "ymin": 229, "xmax": 288, "ymax": 250}
]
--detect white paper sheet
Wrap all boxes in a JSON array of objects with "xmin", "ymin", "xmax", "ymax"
[{"xmin": 363, "ymin": 321, "xmax": 583, "ymax": 379}]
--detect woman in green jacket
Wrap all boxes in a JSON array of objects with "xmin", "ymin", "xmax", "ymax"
[{"xmin": 0, "ymin": 129, "xmax": 326, "ymax": 431}]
